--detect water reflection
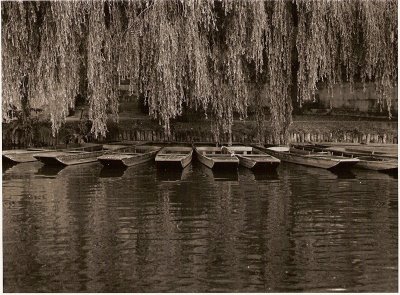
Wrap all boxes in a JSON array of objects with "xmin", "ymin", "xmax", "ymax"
[
  {"xmin": 36, "ymin": 165, "xmax": 65, "ymax": 177},
  {"xmin": 382, "ymin": 169, "xmax": 398, "ymax": 179},
  {"xmin": 198, "ymin": 163, "xmax": 238, "ymax": 181},
  {"xmin": 238, "ymin": 167, "xmax": 279, "ymax": 181},
  {"xmin": 331, "ymin": 169, "xmax": 356, "ymax": 179},
  {"xmin": 3, "ymin": 159, "xmax": 398, "ymax": 292},
  {"xmin": 155, "ymin": 165, "xmax": 191, "ymax": 182},
  {"xmin": 99, "ymin": 166, "xmax": 127, "ymax": 178},
  {"xmin": 2, "ymin": 161, "xmax": 16, "ymax": 173},
  {"xmin": 3, "ymin": 161, "xmax": 41, "ymax": 176}
]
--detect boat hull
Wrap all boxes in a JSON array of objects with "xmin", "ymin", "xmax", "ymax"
[
  {"xmin": 35, "ymin": 150, "xmax": 106, "ymax": 166},
  {"xmin": 265, "ymin": 147, "xmax": 359, "ymax": 171},
  {"xmin": 195, "ymin": 150, "xmax": 214, "ymax": 168},
  {"xmin": 237, "ymin": 155, "xmax": 280, "ymax": 171},
  {"xmin": 155, "ymin": 147, "xmax": 193, "ymax": 169},
  {"xmin": 181, "ymin": 153, "xmax": 193, "ymax": 168},
  {"xmin": 195, "ymin": 148, "xmax": 239, "ymax": 170},
  {"xmin": 355, "ymin": 157, "xmax": 398, "ymax": 172},
  {"xmin": 97, "ymin": 157, "xmax": 129, "ymax": 168},
  {"xmin": 312, "ymin": 143, "xmax": 398, "ymax": 159},
  {"xmin": 155, "ymin": 156, "xmax": 192, "ymax": 169},
  {"xmin": 3, "ymin": 149, "xmax": 51, "ymax": 163},
  {"xmin": 224, "ymin": 146, "xmax": 281, "ymax": 171},
  {"xmin": 34, "ymin": 154, "xmax": 67, "ymax": 166},
  {"xmin": 293, "ymin": 144, "xmax": 398, "ymax": 172},
  {"xmin": 98, "ymin": 151, "xmax": 158, "ymax": 168}
]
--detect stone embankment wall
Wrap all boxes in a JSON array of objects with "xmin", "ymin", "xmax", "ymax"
[{"xmin": 3, "ymin": 119, "xmax": 397, "ymax": 148}]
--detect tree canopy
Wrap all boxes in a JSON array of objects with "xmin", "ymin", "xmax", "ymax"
[{"xmin": 2, "ymin": 0, "xmax": 397, "ymax": 143}]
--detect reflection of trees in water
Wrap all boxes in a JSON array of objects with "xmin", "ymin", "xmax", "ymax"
[
  {"xmin": 3, "ymin": 163, "xmax": 123, "ymax": 292},
  {"xmin": 3, "ymin": 163, "xmax": 91, "ymax": 291},
  {"xmin": 222, "ymin": 169, "xmax": 295, "ymax": 291},
  {"xmin": 3, "ymin": 163, "xmax": 47, "ymax": 291},
  {"xmin": 201, "ymin": 182, "xmax": 241, "ymax": 291},
  {"xmin": 98, "ymin": 165, "xmax": 398, "ymax": 292},
  {"xmin": 278, "ymin": 165, "xmax": 398, "ymax": 292},
  {"xmin": 261, "ymin": 179, "xmax": 293, "ymax": 291},
  {"xmin": 348, "ymin": 172, "xmax": 398, "ymax": 291},
  {"xmin": 83, "ymin": 166, "xmax": 194, "ymax": 291},
  {"xmin": 3, "ymin": 161, "xmax": 398, "ymax": 292},
  {"xmin": 84, "ymin": 165, "xmax": 158, "ymax": 291},
  {"xmin": 46, "ymin": 164, "xmax": 103, "ymax": 291}
]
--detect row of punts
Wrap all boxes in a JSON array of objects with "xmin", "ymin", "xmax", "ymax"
[{"xmin": 3, "ymin": 142, "xmax": 398, "ymax": 173}]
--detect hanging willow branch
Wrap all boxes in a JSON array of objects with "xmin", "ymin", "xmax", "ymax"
[
  {"xmin": 32, "ymin": 1, "xmax": 85, "ymax": 135},
  {"xmin": 1, "ymin": 0, "xmax": 397, "ymax": 142},
  {"xmin": 266, "ymin": 0, "xmax": 293, "ymax": 144},
  {"xmin": 2, "ymin": 1, "xmax": 38, "ymax": 122},
  {"xmin": 86, "ymin": 0, "xmax": 121, "ymax": 137},
  {"xmin": 296, "ymin": 0, "xmax": 397, "ymax": 119},
  {"xmin": 359, "ymin": 0, "xmax": 397, "ymax": 117}
]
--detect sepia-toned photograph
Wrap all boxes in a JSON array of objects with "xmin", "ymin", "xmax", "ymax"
[{"xmin": 2, "ymin": 0, "xmax": 398, "ymax": 292}]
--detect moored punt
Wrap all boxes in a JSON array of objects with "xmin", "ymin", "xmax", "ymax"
[
  {"xmin": 264, "ymin": 146, "xmax": 359, "ymax": 171},
  {"xmin": 296, "ymin": 142, "xmax": 397, "ymax": 160},
  {"xmin": 293, "ymin": 144, "xmax": 398, "ymax": 173},
  {"xmin": 2, "ymin": 143, "xmax": 100, "ymax": 164},
  {"xmin": 3, "ymin": 148, "xmax": 53, "ymax": 164},
  {"xmin": 355, "ymin": 156, "xmax": 398, "ymax": 173},
  {"xmin": 310, "ymin": 142, "xmax": 398, "ymax": 159},
  {"xmin": 155, "ymin": 147, "xmax": 193, "ymax": 169},
  {"xmin": 195, "ymin": 146, "xmax": 239, "ymax": 170},
  {"xmin": 225, "ymin": 146, "xmax": 280, "ymax": 171},
  {"xmin": 34, "ymin": 144, "xmax": 112, "ymax": 166},
  {"xmin": 97, "ymin": 145, "xmax": 161, "ymax": 168}
]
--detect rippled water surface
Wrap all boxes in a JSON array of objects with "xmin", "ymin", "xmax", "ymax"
[{"xmin": 3, "ymin": 160, "xmax": 398, "ymax": 292}]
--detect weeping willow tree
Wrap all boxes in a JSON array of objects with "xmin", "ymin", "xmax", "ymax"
[
  {"xmin": 2, "ymin": 0, "xmax": 397, "ymax": 144},
  {"xmin": 296, "ymin": 0, "xmax": 397, "ymax": 117}
]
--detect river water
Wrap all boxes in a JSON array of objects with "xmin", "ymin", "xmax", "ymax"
[{"xmin": 3, "ymin": 160, "xmax": 398, "ymax": 292}]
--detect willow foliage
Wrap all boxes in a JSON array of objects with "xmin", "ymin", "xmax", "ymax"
[
  {"xmin": 267, "ymin": 0, "xmax": 293, "ymax": 143},
  {"xmin": 2, "ymin": 2, "xmax": 39, "ymax": 119},
  {"xmin": 296, "ymin": 0, "xmax": 397, "ymax": 118},
  {"xmin": 1, "ymin": 0, "xmax": 397, "ymax": 142},
  {"xmin": 34, "ymin": 1, "xmax": 86, "ymax": 135}
]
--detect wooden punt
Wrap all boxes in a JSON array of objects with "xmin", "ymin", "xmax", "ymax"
[
  {"xmin": 195, "ymin": 146, "xmax": 239, "ymax": 170},
  {"xmin": 293, "ymin": 144, "xmax": 398, "ymax": 173},
  {"xmin": 264, "ymin": 146, "xmax": 359, "ymax": 171},
  {"xmin": 2, "ymin": 143, "xmax": 100, "ymax": 164},
  {"xmin": 311, "ymin": 142, "xmax": 398, "ymax": 159},
  {"xmin": 355, "ymin": 156, "xmax": 398, "ymax": 172},
  {"xmin": 97, "ymin": 145, "xmax": 161, "ymax": 168},
  {"xmin": 155, "ymin": 147, "xmax": 193, "ymax": 169},
  {"xmin": 225, "ymin": 146, "xmax": 280, "ymax": 171},
  {"xmin": 33, "ymin": 144, "xmax": 116, "ymax": 166},
  {"xmin": 3, "ymin": 148, "xmax": 54, "ymax": 164},
  {"xmin": 318, "ymin": 146, "xmax": 397, "ymax": 159}
]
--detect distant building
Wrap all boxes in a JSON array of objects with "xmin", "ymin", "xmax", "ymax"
[{"xmin": 317, "ymin": 83, "xmax": 398, "ymax": 115}]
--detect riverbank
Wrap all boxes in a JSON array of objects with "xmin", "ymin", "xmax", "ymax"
[{"xmin": 2, "ymin": 114, "xmax": 397, "ymax": 148}]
